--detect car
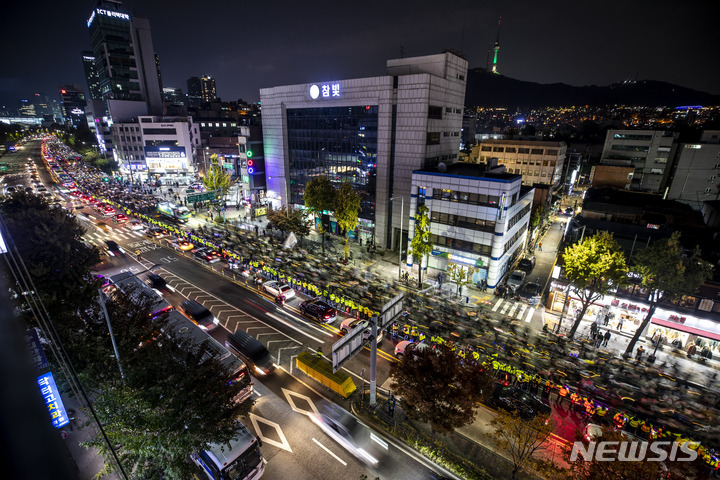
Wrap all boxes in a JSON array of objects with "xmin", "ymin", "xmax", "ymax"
[
  {"xmin": 394, "ymin": 340, "xmax": 430, "ymax": 358},
  {"xmin": 97, "ymin": 222, "xmax": 111, "ymax": 232},
  {"xmin": 563, "ymin": 207, "xmax": 574, "ymax": 216},
  {"xmin": 145, "ymin": 227, "xmax": 167, "ymax": 238},
  {"xmin": 518, "ymin": 282, "xmax": 542, "ymax": 305},
  {"xmin": 129, "ymin": 220, "xmax": 144, "ymax": 231},
  {"xmin": 114, "ymin": 213, "xmax": 128, "ymax": 223},
  {"xmin": 179, "ymin": 299, "xmax": 218, "ymax": 331},
  {"xmin": 262, "ymin": 281, "xmax": 295, "ymax": 299},
  {"xmin": 299, "ymin": 299, "xmax": 337, "ymax": 323},
  {"xmin": 104, "ymin": 240, "xmax": 124, "ymax": 257},
  {"xmin": 87, "ymin": 197, "xmax": 99, "ymax": 205},
  {"xmin": 340, "ymin": 318, "xmax": 383, "ymax": 344},
  {"xmin": 491, "ymin": 386, "xmax": 552, "ymax": 420},
  {"xmin": 309, "ymin": 402, "xmax": 388, "ymax": 466},
  {"xmin": 102, "ymin": 206, "xmax": 116, "ymax": 216},
  {"xmin": 177, "ymin": 240, "xmax": 194, "ymax": 251},
  {"xmin": 506, "ymin": 270, "xmax": 526, "ymax": 290},
  {"xmin": 517, "ymin": 256, "xmax": 536, "ymax": 273},
  {"xmin": 146, "ymin": 272, "xmax": 167, "ymax": 289},
  {"xmin": 5, "ymin": 186, "xmax": 16, "ymax": 193},
  {"xmin": 193, "ymin": 247, "xmax": 222, "ymax": 264}
]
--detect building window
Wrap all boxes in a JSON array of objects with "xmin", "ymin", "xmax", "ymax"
[
  {"xmin": 481, "ymin": 146, "xmax": 492, "ymax": 152},
  {"xmin": 505, "ymin": 147, "xmax": 516, "ymax": 153},
  {"xmin": 546, "ymin": 149, "xmax": 558, "ymax": 156},
  {"xmin": 531, "ymin": 149, "xmax": 543, "ymax": 155},
  {"xmin": 493, "ymin": 146, "xmax": 504, "ymax": 152},
  {"xmin": 428, "ymin": 106, "xmax": 443, "ymax": 119},
  {"xmin": 426, "ymin": 132, "xmax": 441, "ymax": 145},
  {"xmin": 518, "ymin": 148, "xmax": 530, "ymax": 154},
  {"xmin": 444, "ymin": 132, "xmax": 450, "ymax": 137}
]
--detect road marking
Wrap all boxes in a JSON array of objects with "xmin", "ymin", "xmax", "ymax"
[
  {"xmin": 515, "ymin": 304, "xmax": 527, "ymax": 319},
  {"xmin": 524, "ymin": 306, "xmax": 535, "ymax": 323},
  {"xmin": 267, "ymin": 313, "xmax": 324, "ymax": 343},
  {"xmin": 249, "ymin": 414, "xmax": 293, "ymax": 453},
  {"xmin": 312, "ymin": 438, "xmax": 346, "ymax": 466},
  {"xmin": 281, "ymin": 388, "xmax": 319, "ymax": 417}
]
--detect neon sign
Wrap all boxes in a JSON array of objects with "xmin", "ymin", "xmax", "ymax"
[
  {"xmin": 37, "ymin": 372, "xmax": 70, "ymax": 428},
  {"xmin": 88, "ymin": 8, "xmax": 130, "ymax": 27},
  {"xmin": 309, "ymin": 83, "xmax": 340, "ymax": 99}
]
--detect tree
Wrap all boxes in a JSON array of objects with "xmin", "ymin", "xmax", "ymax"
[
  {"xmin": 202, "ymin": 155, "xmax": 236, "ymax": 219},
  {"xmin": 446, "ymin": 264, "xmax": 477, "ymax": 297},
  {"xmin": 266, "ymin": 205, "xmax": 311, "ymax": 242},
  {"xmin": 389, "ymin": 343, "xmax": 489, "ymax": 439},
  {"xmin": 334, "ymin": 181, "xmax": 362, "ymax": 260},
  {"xmin": 409, "ymin": 204, "xmax": 433, "ymax": 288},
  {"xmin": 303, "ymin": 175, "xmax": 336, "ymax": 254},
  {"xmin": 624, "ymin": 232, "xmax": 713, "ymax": 355},
  {"xmin": 488, "ymin": 409, "xmax": 555, "ymax": 480},
  {"xmin": 0, "ymin": 191, "xmax": 101, "ymax": 316},
  {"xmin": 80, "ymin": 294, "xmax": 252, "ymax": 479},
  {"xmin": 562, "ymin": 232, "xmax": 629, "ymax": 338}
]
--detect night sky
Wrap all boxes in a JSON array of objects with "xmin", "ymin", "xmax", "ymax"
[{"xmin": 1, "ymin": 0, "xmax": 718, "ymax": 107}]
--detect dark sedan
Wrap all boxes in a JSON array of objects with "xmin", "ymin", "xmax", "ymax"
[{"xmin": 491, "ymin": 385, "xmax": 552, "ymax": 419}]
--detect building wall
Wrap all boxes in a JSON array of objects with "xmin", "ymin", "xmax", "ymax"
[
  {"xmin": 591, "ymin": 165, "xmax": 634, "ymax": 189},
  {"xmin": 472, "ymin": 140, "xmax": 566, "ymax": 189},
  {"xmin": 260, "ymin": 51, "xmax": 467, "ymax": 250},
  {"xmin": 409, "ymin": 170, "xmax": 533, "ymax": 288},
  {"xmin": 667, "ymin": 136, "xmax": 720, "ymax": 209}
]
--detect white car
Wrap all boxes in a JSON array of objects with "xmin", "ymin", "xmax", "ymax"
[
  {"xmin": 309, "ymin": 402, "xmax": 388, "ymax": 466},
  {"xmin": 262, "ymin": 281, "xmax": 295, "ymax": 299},
  {"xmin": 394, "ymin": 340, "xmax": 430, "ymax": 357},
  {"xmin": 506, "ymin": 270, "xmax": 526, "ymax": 290},
  {"xmin": 129, "ymin": 220, "xmax": 144, "ymax": 231},
  {"xmin": 340, "ymin": 318, "xmax": 383, "ymax": 344}
]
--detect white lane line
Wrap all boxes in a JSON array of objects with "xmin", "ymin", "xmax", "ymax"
[
  {"xmin": 515, "ymin": 304, "xmax": 527, "ymax": 319},
  {"xmin": 312, "ymin": 438, "xmax": 347, "ymax": 466},
  {"xmin": 492, "ymin": 298, "xmax": 504, "ymax": 312},
  {"xmin": 267, "ymin": 313, "xmax": 324, "ymax": 343},
  {"xmin": 524, "ymin": 306, "xmax": 535, "ymax": 323}
]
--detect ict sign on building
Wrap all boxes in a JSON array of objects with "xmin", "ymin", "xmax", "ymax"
[{"xmin": 37, "ymin": 372, "xmax": 70, "ymax": 428}]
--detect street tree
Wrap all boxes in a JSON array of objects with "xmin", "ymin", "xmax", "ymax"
[
  {"xmin": 266, "ymin": 205, "xmax": 311, "ymax": 243},
  {"xmin": 409, "ymin": 204, "xmax": 433, "ymax": 288},
  {"xmin": 488, "ymin": 409, "xmax": 555, "ymax": 480},
  {"xmin": 303, "ymin": 175, "xmax": 336, "ymax": 254},
  {"xmin": 446, "ymin": 264, "xmax": 477, "ymax": 297},
  {"xmin": 0, "ymin": 191, "xmax": 101, "ymax": 316},
  {"xmin": 625, "ymin": 232, "xmax": 713, "ymax": 355},
  {"xmin": 82, "ymin": 297, "xmax": 252, "ymax": 479},
  {"xmin": 202, "ymin": 155, "xmax": 236, "ymax": 219},
  {"xmin": 562, "ymin": 231, "xmax": 628, "ymax": 338},
  {"xmin": 389, "ymin": 343, "xmax": 489, "ymax": 439},
  {"xmin": 334, "ymin": 181, "xmax": 362, "ymax": 260}
]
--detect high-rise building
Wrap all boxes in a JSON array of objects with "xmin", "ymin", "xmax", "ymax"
[
  {"xmin": 260, "ymin": 51, "xmax": 468, "ymax": 249},
  {"xmin": 186, "ymin": 75, "xmax": 217, "ymax": 108},
  {"xmin": 81, "ymin": 51, "xmax": 102, "ymax": 101},
  {"xmin": 84, "ymin": 0, "xmax": 163, "ymax": 122},
  {"xmin": 162, "ymin": 87, "xmax": 185, "ymax": 105},
  {"xmin": 58, "ymin": 85, "xmax": 88, "ymax": 129}
]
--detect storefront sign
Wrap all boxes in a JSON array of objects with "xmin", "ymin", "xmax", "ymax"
[
  {"xmin": 37, "ymin": 372, "xmax": 70, "ymax": 428},
  {"xmin": 309, "ymin": 83, "xmax": 341, "ymax": 99}
]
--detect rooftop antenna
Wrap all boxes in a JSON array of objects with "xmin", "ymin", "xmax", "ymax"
[
  {"xmin": 491, "ymin": 16, "xmax": 501, "ymax": 74},
  {"xmin": 400, "ymin": 45, "xmax": 405, "ymax": 59}
]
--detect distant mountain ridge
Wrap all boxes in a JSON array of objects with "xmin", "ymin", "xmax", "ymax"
[{"xmin": 464, "ymin": 67, "xmax": 720, "ymax": 108}]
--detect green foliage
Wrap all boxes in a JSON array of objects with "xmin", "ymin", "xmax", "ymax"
[
  {"xmin": 625, "ymin": 232, "xmax": 713, "ymax": 355},
  {"xmin": 389, "ymin": 343, "xmax": 488, "ymax": 435},
  {"xmin": 562, "ymin": 232, "xmax": 628, "ymax": 338},
  {"xmin": 0, "ymin": 191, "xmax": 101, "ymax": 316},
  {"xmin": 203, "ymin": 155, "xmax": 236, "ymax": 213},
  {"xmin": 266, "ymin": 205, "xmax": 311, "ymax": 239},
  {"xmin": 409, "ymin": 204, "xmax": 433, "ymax": 288},
  {"xmin": 447, "ymin": 264, "xmax": 477, "ymax": 296},
  {"xmin": 334, "ymin": 181, "xmax": 362, "ymax": 259},
  {"xmin": 303, "ymin": 175, "xmax": 336, "ymax": 253}
]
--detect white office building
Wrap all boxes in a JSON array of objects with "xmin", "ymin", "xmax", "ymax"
[
  {"xmin": 409, "ymin": 161, "xmax": 534, "ymax": 288},
  {"xmin": 666, "ymin": 130, "xmax": 720, "ymax": 209},
  {"xmin": 259, "ymin": 51, "xmax": 468, "ymax": 249},
  {"xmin": 111, "ymin": 116, "xmax": 200, "ymax": 183}
]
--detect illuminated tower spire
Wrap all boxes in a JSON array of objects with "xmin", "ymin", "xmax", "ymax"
[{"xmin": 491, "ymin": 17, "xmax": 501, "ymax": 74}]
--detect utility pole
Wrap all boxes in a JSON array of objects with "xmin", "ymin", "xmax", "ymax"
[{"xmin": 98, "ymin": 290, "xmax": 124, "ymax": 379}]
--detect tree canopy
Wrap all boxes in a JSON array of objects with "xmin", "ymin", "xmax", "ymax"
[
  {"xmin": 389, "ymin": 343, "xmax": 491, "ymax": 436},
  {"xmin": 203, "ymin": 155, "xmax": 236, "ymax": 215},
  {"xmin": 409, "ymin": 204, "xmax": 433, "ymax": 288},
  {"xmin": 624, "ymin": 232, "xmax": 713, "ymax": 355},
  {"xmin": 562, "ymin": 231, "xmax": 628, "ymax": 338},
  {"xmin": 266, "ymin": 205, "xmax": 311, "ymax": 241},
  {"xmin": 303, "ymin": 175, "xmax": 336, "ymax": 254},
  {"xmin": 488, "ymin": 409, "xmax": 555, "ymax": 480},
  {"xmin": 334, "ymin": 181, "xmax": 362, "ymax": 260}
]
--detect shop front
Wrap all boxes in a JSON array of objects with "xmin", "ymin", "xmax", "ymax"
[{"xmin": 647, "ymin": 308, "xmax": 720, "ymax": 359}]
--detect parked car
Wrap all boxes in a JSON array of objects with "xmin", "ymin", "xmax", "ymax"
[
  {"xmin": 394, "ymin": 340, "xmax": 430, "ymax": 358},
  {"xmin": 517, "ymin": 282, "xmax": 542, "ymax": 305},
  {"xmin": 299, "ymin": 299, "xmax": 337, "ymax": 323},
  {"xmin": 506, "ymin": 270, "xmax": 526, "ymax": 290},
  {"xmin": 262, "ymin": 281, "xmax": 295, "ymax": 299},
  {"xmin": 517, "ymin": 256, "xmax": 536, "ymax": 273},
  {"xmin": 491, "ymin": 385, "xmax": 552, "ymax": 419}
]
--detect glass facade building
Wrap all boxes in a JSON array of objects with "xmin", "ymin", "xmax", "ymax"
[{"xmin": 286, "ymin": 106, "xmax": 378, "ymax": 221}]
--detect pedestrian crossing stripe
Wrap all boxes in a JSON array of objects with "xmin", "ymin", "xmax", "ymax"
[{"xmin": 492, "ymin": 298, "xmax": 504, "ymax": 312}]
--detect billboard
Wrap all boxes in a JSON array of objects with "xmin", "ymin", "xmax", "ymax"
[{"xmin": 37, "ymin": 372, "xmax": 70, "ymax": 428}]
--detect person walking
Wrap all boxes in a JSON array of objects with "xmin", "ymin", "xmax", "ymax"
[
  {"xmin": 603, "ymin": 312, "xmax": 611, "ymax": 326},
  {"xmin": 538, "ymin": 242, "xmax": 543, "ymax": 251},
  {"xmin": 590, "ymin": 322, "xmax": 598, "ymax": 336},
  {"xmin": 617, "ymin": 317, "xmax": 624, "ymax": 331},
  {"xmin": 603, "ymin": 330, "xmax": 611, "ymax": 347}
]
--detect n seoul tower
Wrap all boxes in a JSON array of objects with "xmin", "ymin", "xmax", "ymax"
[{"xmin": 491, "ymin": 17, "xmax": 501, "ymax": 74}]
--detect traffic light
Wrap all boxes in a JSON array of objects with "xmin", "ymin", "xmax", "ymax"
[
  {"xmin": 246, "ymin": 150, "xmax": 253, "ymax": 158},
  {"xmin": 247, "ymin": 159, "xmax": 254, "ymax": 174}
]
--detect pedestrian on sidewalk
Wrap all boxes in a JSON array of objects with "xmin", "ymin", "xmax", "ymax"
[
  {"xmin": 603, "ymin": 331, "xmax": 611, "ymax": 347},
  {"xmin": 590, "ymin": 322, "xmax": 598, "ymax": 336},
  {"xmin": 538, "ymin": 242, "xmax": 542, "ymax": 251},
  {"xmin": 603, "ymin": 312, "xmax": 611, "ymax": 326},
  {"xmin": 618, "ymin": 317, "xmax": 624, "ymax": 331}
]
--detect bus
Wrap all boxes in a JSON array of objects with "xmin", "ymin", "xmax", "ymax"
[
  {"xmin": 108, "ymin": 271, "xmax": 173, "ymax": 318},
  {"xmin": 164, "ymin": 310, "xmax": 254, "ymax": 404},
  {"xmin": 191, "ymin": 422, "xmax": 264, "ymax": 480}
]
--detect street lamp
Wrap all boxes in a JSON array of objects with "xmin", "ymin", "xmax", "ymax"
[{"xmin": 391, "ymin": 195, "xmax": 404, "ymax": 280}]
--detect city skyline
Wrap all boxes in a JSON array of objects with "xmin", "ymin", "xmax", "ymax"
[{"xmin": 1, "ymin": 0, "xmax": 718, "ymax": 108}]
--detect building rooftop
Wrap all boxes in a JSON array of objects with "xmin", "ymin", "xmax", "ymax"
[
  {"xmin": 480, "ymin": 139, "xmax": 566, "ymax": 147},
  {"xmin": 414, "ymin": 162, "xmax": 521, "ymax": 182}
]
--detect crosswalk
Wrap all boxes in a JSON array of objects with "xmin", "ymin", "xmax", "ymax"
[
  {"xmin": 491, "ymin": 297, "xmax": 536, "ymax": 323},
  {"xmin": 83, "ymin": 225, "xmax": 145, "ymax": 247}
]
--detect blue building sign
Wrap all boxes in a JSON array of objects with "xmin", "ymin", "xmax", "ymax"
[{"xmin": 37, "ymin": 372, "xmax": 70, "ymax": 428}]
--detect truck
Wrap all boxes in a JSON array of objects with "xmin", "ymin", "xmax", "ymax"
[
  {"xmin": 157, "ymin": 201, "xmax": 191, "ymax": 223},
  {"xmin": 191, "ymin": 423, "xmax": 264, "ymax": 480}
]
